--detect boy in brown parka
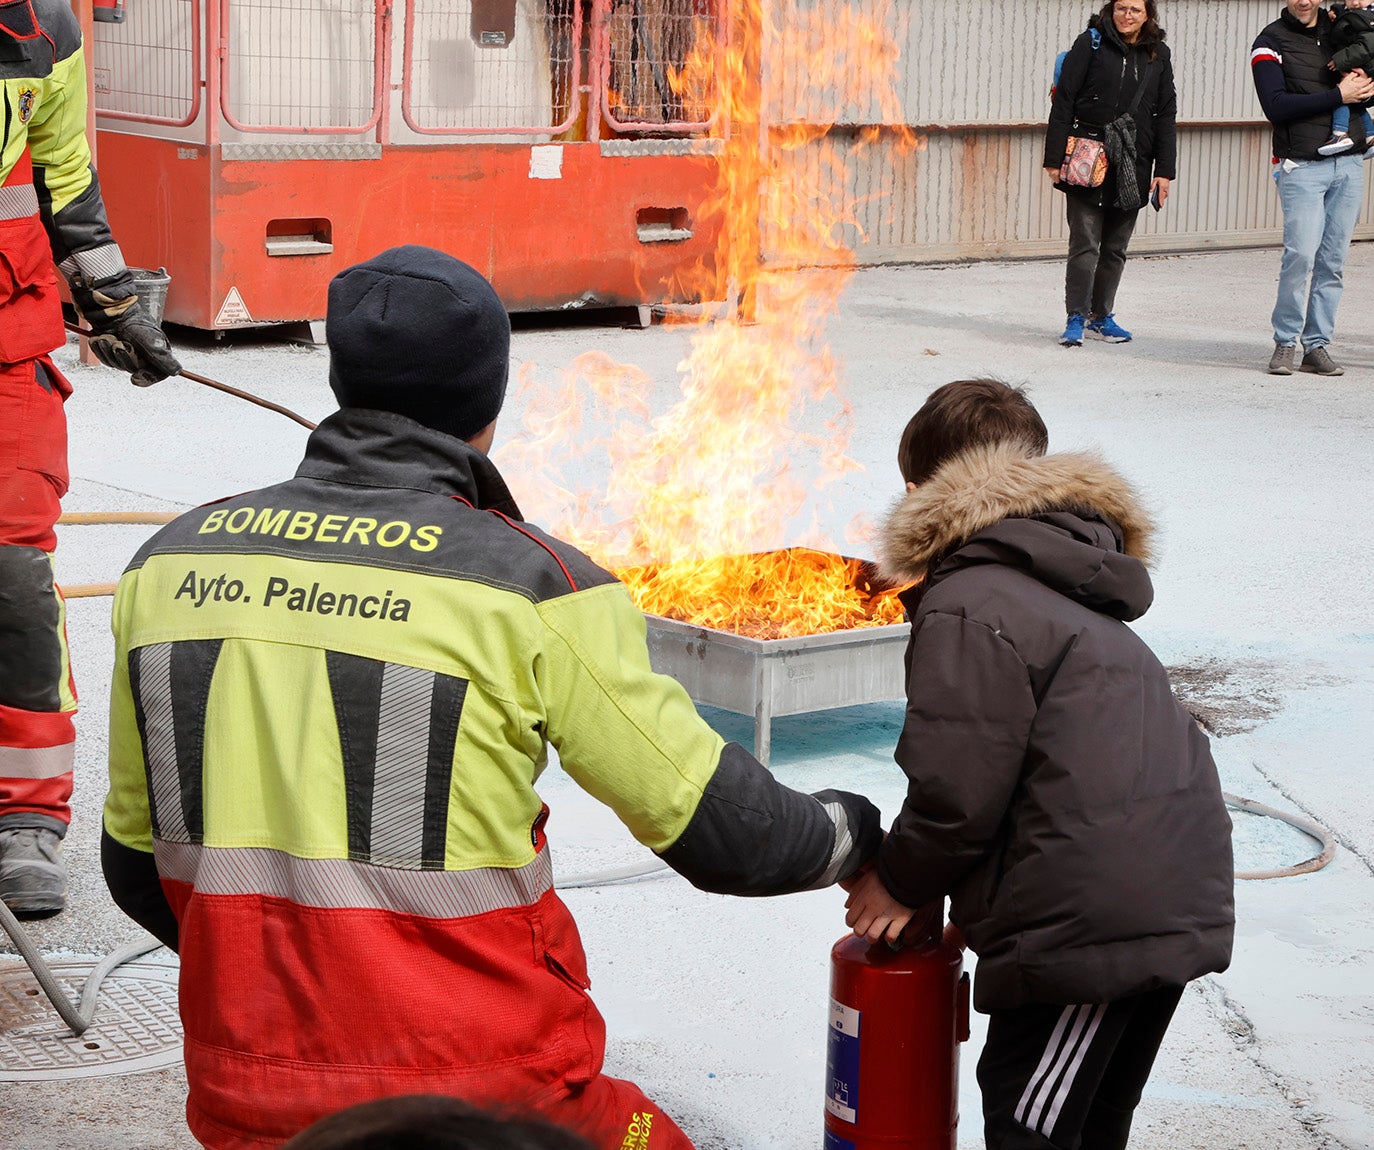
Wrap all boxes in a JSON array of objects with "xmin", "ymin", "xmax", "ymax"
[{"xmin": 844, "ymin": 379, "xmax": 1234, "ymax": 1150}]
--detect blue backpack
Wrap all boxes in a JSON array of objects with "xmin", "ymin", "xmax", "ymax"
[{"xmin": 1051, "ymin": 25, "xmax": 1101, "ymax": 101}]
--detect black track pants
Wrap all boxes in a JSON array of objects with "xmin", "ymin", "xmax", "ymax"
[{"xmin": 977, "ymin": 985, "xmax": 1184, "ymax": 1150}]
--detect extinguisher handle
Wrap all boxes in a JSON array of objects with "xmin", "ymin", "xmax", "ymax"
[{"xmin": 882, "ymin": 900, "xmax": 947, "ymax": 952}]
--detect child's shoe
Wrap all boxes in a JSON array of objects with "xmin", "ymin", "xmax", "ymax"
[
  {"xmin": 1087, "ymin": 313, "xmax": 1132, "ymax": 343},
  {"xmin": 1060, "ymin": 313, "xmax": 1086, "ymax": 347},
  {"xmin": 1318, "ymin": 132, "xmax": 1355, "ymax": 155}
]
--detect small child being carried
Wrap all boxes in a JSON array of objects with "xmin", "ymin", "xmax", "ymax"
[{"xmin": 1320, "ymin": 1, "xmax": 1374, "ymax": 155}]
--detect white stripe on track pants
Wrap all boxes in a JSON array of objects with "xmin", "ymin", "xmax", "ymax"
[{"xmin": 976, "ymin": 985, "xmax": 1184, "ymax": 1149}]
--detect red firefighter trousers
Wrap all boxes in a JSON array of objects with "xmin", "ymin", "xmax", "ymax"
[
  {"xmin": 0, "ymin": 149, "xmax": 77, "ymax": 835},
  {"xmin": 0, "ymin": 354, "xmax": 76, "ymax": 835}
]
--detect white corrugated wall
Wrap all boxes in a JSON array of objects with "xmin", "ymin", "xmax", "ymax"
[{"xmin": 763, "ymin": 0, "xmax": 1374, "ymax": 264}]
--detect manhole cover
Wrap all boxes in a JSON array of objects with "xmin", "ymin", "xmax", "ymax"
[{"xmin": 0, "ymin": 959, "xmax": 182, "ymax": 1080}]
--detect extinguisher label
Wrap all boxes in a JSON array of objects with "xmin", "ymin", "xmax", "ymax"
[
  {"xmin": 825, "ymin": 999, "xmax": 861, "ymax": 1124},
  {"xmin": 823, "ymin": 1132, "xmax": 858, "ymax": 1150}
]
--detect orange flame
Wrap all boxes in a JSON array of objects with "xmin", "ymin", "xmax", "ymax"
[
  {"xmin": 619, "ymin": 550, "xmax": 905, "ymax": 640},
  {"xmin": 498, "ymin": 0, "xmax": 916, "ymax": 637}
]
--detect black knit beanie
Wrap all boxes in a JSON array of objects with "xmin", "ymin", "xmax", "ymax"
[{"xmin": 326, "ymin": 245, "xmax": 510, "ymax": 441}]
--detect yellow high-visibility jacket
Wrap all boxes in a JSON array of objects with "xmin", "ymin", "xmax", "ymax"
[
  {"xmin": 1, "ymin": 0, "xmax": 135, "ymax": 364},
  {"xmin": 103, "ymin": 408, "xmax": 881, "ymax": 1147}
]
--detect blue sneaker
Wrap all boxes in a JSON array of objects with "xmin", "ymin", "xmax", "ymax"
[
  {"xmin": 1087, "ymin": 313, "xmax": 1132, "ymax": 343},
  {"xmin": 1060, "ymin": 313, "xmax": 1086, "ymax": 347}
]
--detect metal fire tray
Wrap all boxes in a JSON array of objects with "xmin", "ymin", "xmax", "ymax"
[{"xmin": 643, "ymin": 613, "xmax": 910, "ymax": 766}]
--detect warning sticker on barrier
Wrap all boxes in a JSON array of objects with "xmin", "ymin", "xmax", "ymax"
[
  {"xmin": 825, "ymin": 998, "xmax": 860, "ymax": 1124},
  {"xmin": 215, "ymin": 287, "xmax": 254, "ymax": 327}
]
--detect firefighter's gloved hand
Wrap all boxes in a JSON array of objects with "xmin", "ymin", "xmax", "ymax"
[{"xmin": 71, "ymin": 286, "xmax": 182, "ymax": 386}]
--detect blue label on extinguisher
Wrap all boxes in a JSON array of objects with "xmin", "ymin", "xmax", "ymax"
[
  {"xmin": 824, "ymin": 1130, "xmax": 858, "ymax": 1150},
  {"xmin": 825, "ymin": 998, "xmax": 861, "ymax": 1124}
]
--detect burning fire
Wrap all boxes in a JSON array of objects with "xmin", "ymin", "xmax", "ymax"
[
  {"xmin": 497, "ymin": 0, "xmax": 916, "ymax": 638},
  {"xmin": 618, "ymin": 550, "xmax": 905, "ymax": 641}
]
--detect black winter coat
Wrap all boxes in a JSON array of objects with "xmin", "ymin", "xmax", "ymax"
[
  {"xmin": 1331, "ymin": 4, "xmax": 1374, "ymax": 74},
  {"xmin": 1045, "ymin": 16, "xmax": 1178, "ymax": 210},
  {"xmin": 875, "ymin": 445, "xmax": 1234, "ymax": 1013}
]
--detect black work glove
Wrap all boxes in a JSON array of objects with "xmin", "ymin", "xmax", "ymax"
[{"xmin": 70, "ymin": 284, "xmax": 182, "ymax": 386}]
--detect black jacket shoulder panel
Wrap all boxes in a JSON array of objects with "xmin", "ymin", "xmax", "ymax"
[
  {"xmin": 31, "ymin": 0, "xmax": 82, "ymax": 60},
  {"xmin": 123, "ymin": 411, "xmax": 621, "ymax": 604}
]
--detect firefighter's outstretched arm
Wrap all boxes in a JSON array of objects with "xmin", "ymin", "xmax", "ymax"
[
  {"xmin": 25, "ymin": 7, "xmax": 181, "ymax": 385},
  {"xmin": 537, "ymin": 583, "xmax": 883, "ymax": 895}
]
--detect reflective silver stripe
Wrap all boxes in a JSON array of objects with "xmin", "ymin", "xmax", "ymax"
[
  {"xmin": 0, "ymin": 184, "xmax": 39, "ymax": 221},
  {"xmin": 138, "ymin": 643, "xmax": 190, "ymax": 843},
  {"xmin": 0, "ymin": 742, "xmax": 75, "ymax": 779},
  {"xmin": 808, "ymin": 799, "xmax": 854, "ymax": 889},
  {"xmin": 153, "ymin": 840, "xmax": 553, "ymax": 918},
  {"xmin": 371, "ymin": 663, "xmax": 433, "ymax": 865},
  {"xmin": 64, "ymin": 242, "xmax": 128, "ymax": 284},
  {"xmin": 1042, "ymin": 1004, "xmax": 1107, "ymax": 1135}
]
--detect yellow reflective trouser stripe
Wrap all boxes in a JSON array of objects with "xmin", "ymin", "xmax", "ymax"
[
  {"xmin": 153, "ymin": 840, "xmax": 553, "ymax": 917},
  {"xmin": 0, "ymin": 743, "xmax": 75, "ymax": 779},
  {"xmin": 52, "ymin": 555, "xmax": 77, "ymax": 714}
]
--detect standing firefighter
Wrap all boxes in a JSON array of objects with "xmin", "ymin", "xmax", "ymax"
[
  {"xmin": 102, "ymin": 246, "xmax": 882, "ymax": 1149},
  {"xmin": 0, "ymin": 0, "xmax": 180, "ymax": 915}
]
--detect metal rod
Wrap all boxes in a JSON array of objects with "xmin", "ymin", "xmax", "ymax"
[
  {"xmin": 176, "ymin": 366, "xmax": 318, "ymax": 430},
  {"xmin": 58, "ymin": 512, "xmax": 180, "ymax": 525},
  {"xmin": 62, "ymin": 321, "xmax": 318, "ymax": 430}
]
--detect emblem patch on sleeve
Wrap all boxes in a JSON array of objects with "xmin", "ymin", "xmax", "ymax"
[{"xmin": 17, "ymin": 87, "xmax": 39, "ymax": 124}]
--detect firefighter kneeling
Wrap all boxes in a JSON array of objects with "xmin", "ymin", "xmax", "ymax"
[{"xmin": 102, "ymin": 245, "xmax": 882, "ymax": 1149}]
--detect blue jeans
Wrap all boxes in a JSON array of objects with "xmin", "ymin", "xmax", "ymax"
[
  {"xmin": 1331, "ymin": 104, "xmax": 1374, "ymax": 136},
  {"xmin": 1271, "ymin": 154, "xmax": 1365, "ymax": 350}
]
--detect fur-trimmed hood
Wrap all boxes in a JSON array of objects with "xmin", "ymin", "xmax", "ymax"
[{"xmin": 879, "ymin": 442, "xmax": 1155, "ymax": 602}]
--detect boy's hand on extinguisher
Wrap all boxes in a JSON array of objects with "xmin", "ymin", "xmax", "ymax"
[
  {"xmin": 844, "ymin": 868, "xmax": 917, "ymax": 946},
  {"xmin": 837, "ymin": 828, "xmax": 885, "ymax": 893}
]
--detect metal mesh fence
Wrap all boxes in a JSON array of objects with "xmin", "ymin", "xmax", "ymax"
[
  {"xmin": 223, "ymin": 0, "xmax": 380, "ymax": 131},
  {"xmin": 404, "ymin": 0, "xmax": 578, "ymax": 133},
  {"xmin": 91, "ymin": 0, "xmax": 200, "ymax": 125},
  {"xmin": 88, "ymin": 0, "xmax": 723, "ymax": 137},
  {"xmin": 601, "ymin": 0, "xmax": 716, "ymax": 129}
]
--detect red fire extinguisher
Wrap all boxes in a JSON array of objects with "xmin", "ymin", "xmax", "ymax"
[
  {"xmin": 93, "ymin": 0, "xmax": 126, "ymax": 24},
  {"xmin": 824, "ymin": 901, "xmax": 970, "ymax": 1149}
]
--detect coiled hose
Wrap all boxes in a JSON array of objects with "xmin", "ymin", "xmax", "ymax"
[{"xmin": 0, "ymin": 898, "xmax": 162, "ymax": 1037}]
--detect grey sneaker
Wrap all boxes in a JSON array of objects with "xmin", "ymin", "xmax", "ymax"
[
  {"xmin": 1300, "ymin": 345, "xmax": 1345, "ymax": 376},
  {"xmin": 1268, "ymin": 343, "xmax": 1296, "ymax": 375},
  {"xmin": 0, "ymin": 828, "xmax": 68, "ymax": 917}
]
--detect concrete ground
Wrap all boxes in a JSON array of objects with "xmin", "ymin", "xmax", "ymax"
[{"xmin": 2, "ymin": 244, "xmax": 1372, "ymax": 1149}]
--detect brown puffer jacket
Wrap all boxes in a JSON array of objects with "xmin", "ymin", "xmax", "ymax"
[{"xmin": 875, "ymin": 443, "xmax": 1234, "ymax": 1012}]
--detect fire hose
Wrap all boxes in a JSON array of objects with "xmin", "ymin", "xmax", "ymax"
[
  {"xmin": 1224, "ymin": 791, "xmax": 1337, "ymax": 880},
  {"xmin": 0, "ymin": 899, "xmax": 162, "ymax": 1037}
]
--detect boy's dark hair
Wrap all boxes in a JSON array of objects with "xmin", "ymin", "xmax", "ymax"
[
  {"xmin": 281, "ymin": 1094, "xmax": 595, "ymax": 1150},
  {"xmin": 897, "ymin": 379, "xmax": 1049, "ymax": 486}
]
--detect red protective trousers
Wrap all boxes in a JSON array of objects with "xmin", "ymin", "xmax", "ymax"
[{"xmin": 0, "ymin": 148, "xmax": 76, "ymax": 834}]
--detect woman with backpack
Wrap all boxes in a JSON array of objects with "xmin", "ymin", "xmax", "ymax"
[{"xmin": 1044, "ymin": 0, "xmax": 1177, "ymax": 347}]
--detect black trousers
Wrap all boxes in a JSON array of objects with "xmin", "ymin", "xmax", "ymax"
[
  {"xmin": 1064, "ymin": 196, "xmax": 1140, "ymax": 321},
  {"xmin": 977, "ymin": 985, "xmax": 1184, "ymax": 1150}
]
